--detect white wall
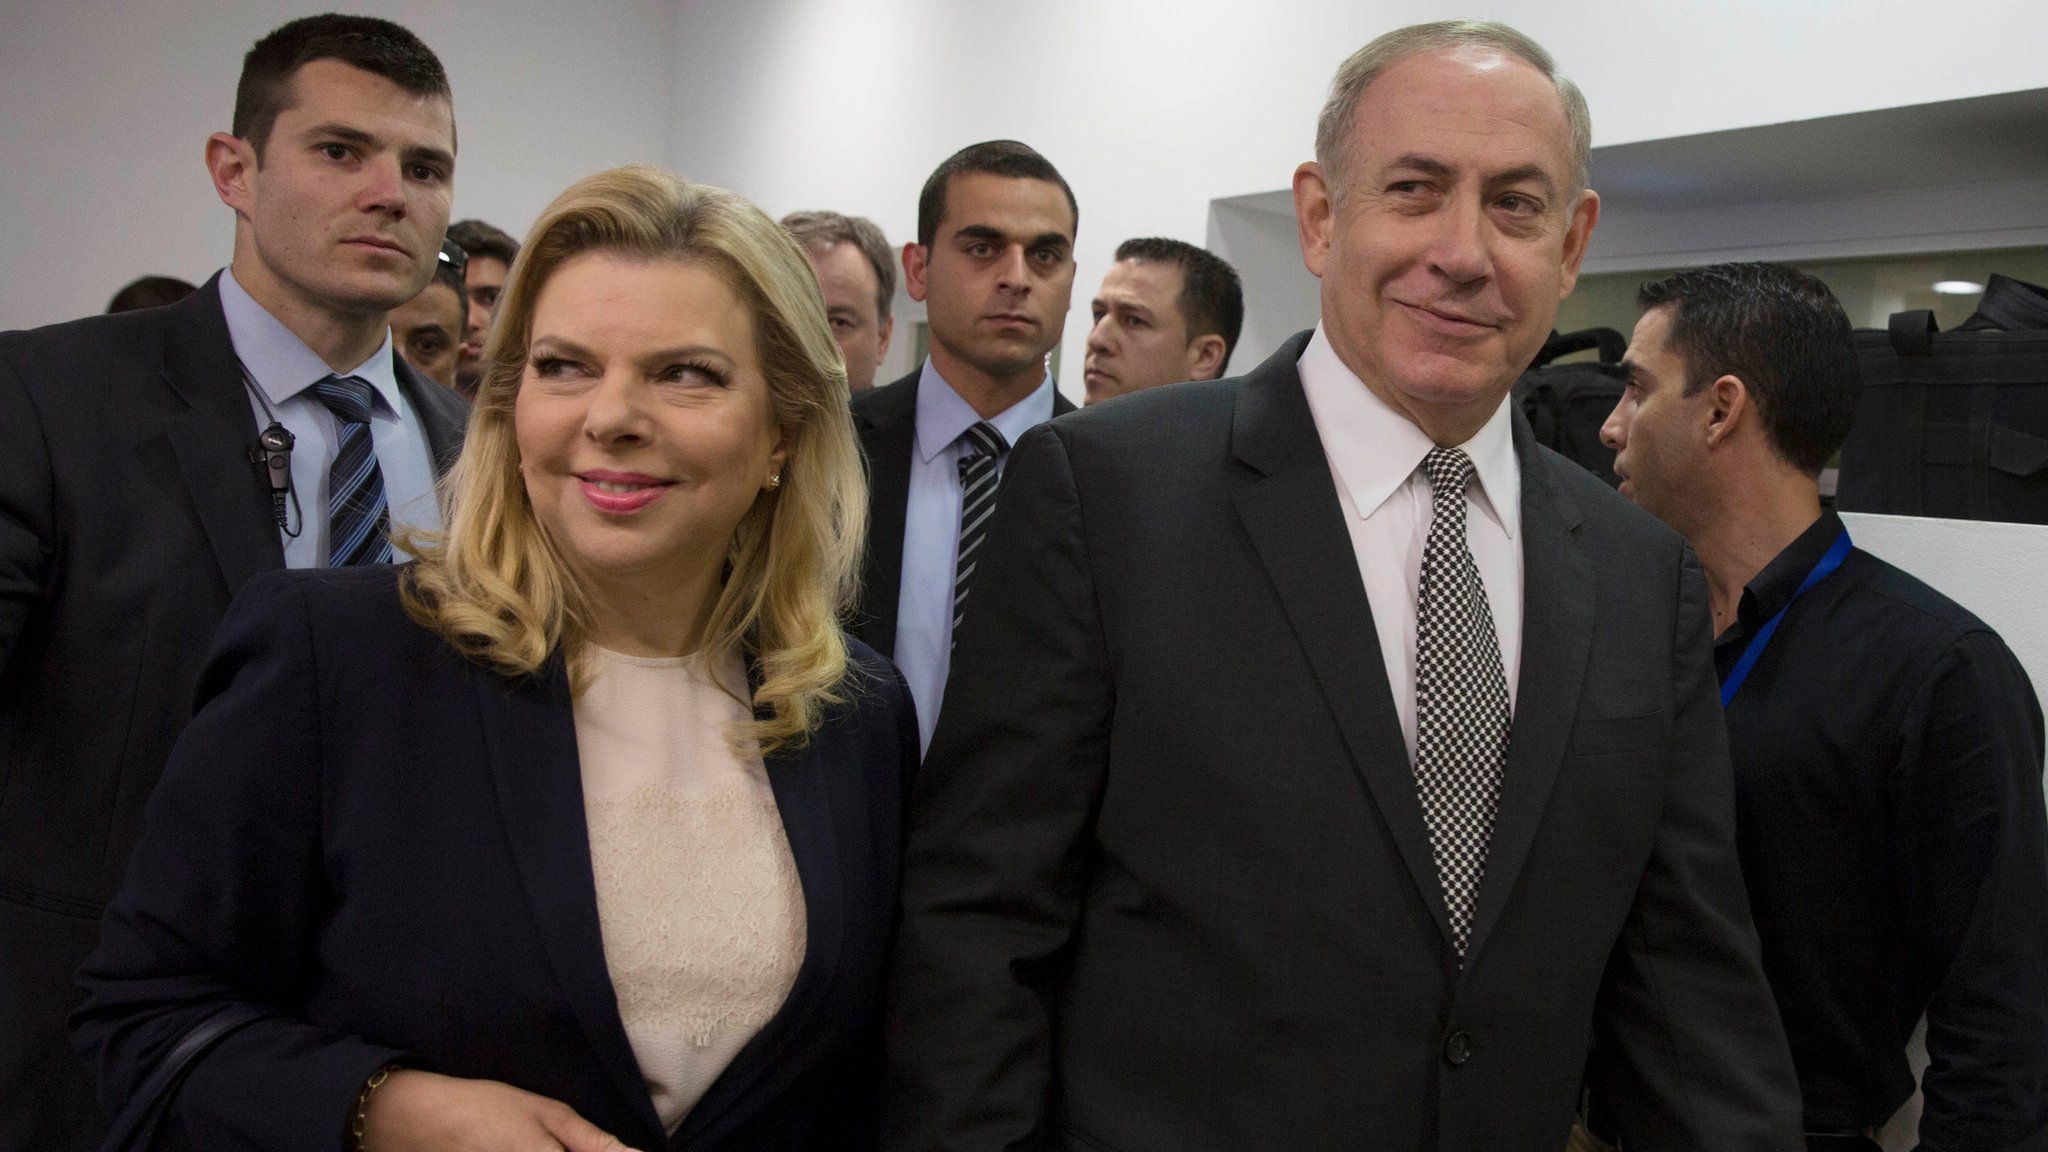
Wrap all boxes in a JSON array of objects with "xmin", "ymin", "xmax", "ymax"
[
  {"xmin": 0, "ymin": 0, "xmax": 673, "ymax": 331},
  {"xmin": 665, "ymin": 0, "xmax": 2048, "ymax": 403},
  {"xmin": 10, "ymin": 1, "xmax": 2048, "ymax": 353}
]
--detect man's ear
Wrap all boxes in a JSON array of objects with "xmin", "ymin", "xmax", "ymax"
[
  {"xmin": 1293, "ymin": 162, "xmax": 1334, "ymax": 280},
  {"xmin": 902, "ymin": 243, "xmax": 930, "ymax": 304},
  {"xmin": 1704, "ymin": 373, "xmax": 1750, "ymax": 450},
  {"xmin": 1557, "ymin": 188, "xmax": 1601, "ymax": 298},
  {"xmin": 1186, "ymin": 334, "xmax": 1228, "ymax": 381},
  {"xmin": 876, "ymin": 314, "xmax": 894, "ymax": 365},
  {"xmin": 206, "ymin": 132, "xmax": 258, "ymax": 219}
]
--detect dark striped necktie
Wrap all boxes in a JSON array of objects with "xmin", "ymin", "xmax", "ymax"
[
  {"xmin": 1413, "ymin": 446, "xmax": 1510, "ymax": 959},
  {"xmin": 309, "ymin": 374, "xmax": 393, "ymax": 567},
  {"xmin": 952, "ymin": 421, "xmax": 1008, "ymax": 648}
]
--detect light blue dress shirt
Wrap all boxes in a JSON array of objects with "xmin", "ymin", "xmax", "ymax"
[
  {"xmin": 219, "ymin": 268, "xmax": 444, "ymax": 568},
  {"xmin": 895, "ymin": 358, "xmax": 1057, "ymax": 752}
]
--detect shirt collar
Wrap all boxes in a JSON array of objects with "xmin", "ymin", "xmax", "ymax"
[
  {"xmin": 1731, "ymin": 509, "xmax": 1846, "ymax": 643},
  {"xmin": 1295, "ymin": 325, "xmax": 1520, "ymax": 539},
  {"xmin": 219, "ymin": 266, "xmax": 403, "ymax": 417},
  {"xmin": 912, "ymin": 357, "xmax": 1056, "ymax": 463}
]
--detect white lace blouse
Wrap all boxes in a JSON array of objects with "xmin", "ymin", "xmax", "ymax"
[{"xmin": 573, "ymin": 645, "xmax": 807, "ymax": 1133}]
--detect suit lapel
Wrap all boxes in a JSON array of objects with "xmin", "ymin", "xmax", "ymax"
[
  {"xmin": 852, "ymin": 371, "xmax": 919, "ymax": 657},
  {"xmin": 670, "ymin": 729, "xmax": 845, "ymax": 1148},
  {"xmin": 1228, "ymin": 335, "xmax": 1453, "ymax": 945},
  {"xmin": 1462, "ymin": 421, "xmax": 1593, "ymax": 965},
  {"xmin": 392, "ymin": 356, "xmax": 468, "ymax": 476},
  {"xmin": 471, "ymin": 659, "xmax": 667, "ymax": 1144},
  {"xmin": 156, "ymin": 277, "xmax": 284, "ymax": 595}
]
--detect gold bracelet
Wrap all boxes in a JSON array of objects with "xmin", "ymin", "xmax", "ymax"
[{"xmin": 350, "ymin": 1064, "xmax": 397, "ymax": 1152}]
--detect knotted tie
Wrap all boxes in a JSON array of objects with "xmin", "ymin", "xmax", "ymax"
[
  {"xmin": 952, "ymin": 421, "xmax": 1008, "ymax": 647},
  {"xmin": 309, "ymin": 374, "xmax": 392, "ymax": 567},
  {"xmin": 1413, "ymin": 446, "xmax": 1510, "ymax": 958}
]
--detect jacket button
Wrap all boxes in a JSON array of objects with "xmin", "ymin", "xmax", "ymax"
[{"xmin": 1443, "ymin": 1030, "xmax": 1474, "ymax": 1066}]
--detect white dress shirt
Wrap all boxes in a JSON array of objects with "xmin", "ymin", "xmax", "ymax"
[
  {"xmin": 218, "ymin": 268, "xmax": 443, "ymax": 567},
  {"xmin": 1295, "ymin": 326, "xmax": 1523, "ymax": 759},
  {"xmin": 894, "ymin": 359, "xmax": 1057, "ymax": 753}
]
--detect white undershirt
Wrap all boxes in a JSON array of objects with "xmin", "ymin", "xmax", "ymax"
[
  {"xmin": 1295, "ymin": 326, "xmax": 1524, "ymax": 759},
  {"xmin": 573, "ymin": 646, "xmax": 806, "ymax": 1133}
]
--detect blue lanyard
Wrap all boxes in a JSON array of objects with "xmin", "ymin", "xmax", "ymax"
[{"xmin": 1719, "ymin": 528, "xmax": 1853, "ymax": 708}]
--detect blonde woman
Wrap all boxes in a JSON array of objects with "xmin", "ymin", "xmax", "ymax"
[{"xmin": 74, "ymin": 168, "xmax": 916, "ymax": 1152}]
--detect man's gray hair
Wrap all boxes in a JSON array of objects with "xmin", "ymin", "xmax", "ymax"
[
  {"xmin": 1314, "ymin": 20, "xmax": 1592, "ymax": 197},
  {"xmin": 779, "ymin": 210, "xmax": 896, "ymax": 321}
]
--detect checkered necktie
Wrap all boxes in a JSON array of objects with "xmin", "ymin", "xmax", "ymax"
[
  {"xmin": 1414, "ymin": 446, "xmax": 1510, "ymax": 957},
  {"xmin": 952, "ymin": 421, "xmax": 1008, "ymax": 647},
  {"xmin": 310, "ymin": 374, "xmax": 393, "ymax": 567}
]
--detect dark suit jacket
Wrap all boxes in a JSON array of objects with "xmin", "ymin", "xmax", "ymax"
[
  {"xmin": 0, "ymin": 276, "xmax": 468, "ymax": 1151},
  {"xmin": 72, "ymin": 565, "xmax": 918, "ymax": 1151},
  {"xmin": 884, "ymin": 333, "xmax": 1803, "ymax": 1152},
  {"xmin": 848, "ymin": 366, "xmax": 1075, "ymax": 659}
]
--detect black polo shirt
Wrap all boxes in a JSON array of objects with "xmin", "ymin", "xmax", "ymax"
[{"xmin": 1716, "ymin": 510, "xmax": 2048, "ymax": 1150}]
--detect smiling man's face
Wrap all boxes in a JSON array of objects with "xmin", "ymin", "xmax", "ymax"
[{"xmin": 1297, "ymin": 45, "xmax": 1596, "ymax": 434}]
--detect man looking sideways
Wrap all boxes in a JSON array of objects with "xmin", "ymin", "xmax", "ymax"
[
  {"xmin": 1601, "ymin": 262, "xmax": 2048, "ymax": 1152},
  {"xmin": 782, "ymin": 209, "xmax": 896, "ymax": 393},
  {"xmin": 1082, "ymin": 236, "xmax": 1242, "ymax": 404}
]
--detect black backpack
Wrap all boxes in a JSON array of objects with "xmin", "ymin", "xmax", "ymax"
[
  {"xmin": 1512, "ymin": 327, "xmax": 1626, "ymax": 487},
  {"xmin": 1835, "ymin": 275, "xmax": 2048, "ymax": 524}
]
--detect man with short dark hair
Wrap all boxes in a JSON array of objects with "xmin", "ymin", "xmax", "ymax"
[
  {"xmin": 886, "ymin": 22, "xmax": 1800, "ymax": 1150},
  {"xmin": 1083, "ymin": 237, "xmax": 1242, "ymax": 404},
  {"xmin": 782, "ymin": 209, "xmax": 895, "ymax": 392},
  {"xmin": 849, "ymin": 140, "xmax": 1078, "ymax": 751},
  {"xmin": 0, "ymin": 16, "xmax": 467, "ymax": 1145},
  {"xmin": 1601, "ymin": 261, "xmax": 2048, "ymax": 1152},
  {"xmin": 390, "ymin": 244, "xmax": 469, "ymax": 390},
  {"xmin": 446, "ymin": 217, "xmax": 518, "ymax": 395}
]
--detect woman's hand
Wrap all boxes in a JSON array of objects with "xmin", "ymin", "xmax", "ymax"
[{"xmin": 358, "ymin": 1069, "xmax": 645, "ymax": 1152}]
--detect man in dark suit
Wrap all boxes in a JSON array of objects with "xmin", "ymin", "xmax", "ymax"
[
  {"xmin": 885, "ymin": 19, "xmax": 1802, "ymax": 1152},
  {"xmin": 0, "ymin": 16, "xmax": 467, "ymax": 1147},
  {"xmin": 850, "ymin": 140, "xmax": 1078, "ymax": 752}
]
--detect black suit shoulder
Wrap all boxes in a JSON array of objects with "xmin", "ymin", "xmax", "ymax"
[
  {"xmin": 0, "ymin": 299, "xmax": 178, "ymax": 371},
  {"xmin": 851, "ymin": 369, "xmax": 920, "ymax": 432},
  {"xmin": 0, "ymin": 299, "xmax": 191, "ymax": 419},
  {"xmin": 207, "ymin": 564, "xmax": 466, "ymax": 698},
  {"xmin": 1034, "ymin": 374, "xmax": 1240, "ymax": 485},
  {"xmin": 1529, "ymin": 438, "xmax": 1687, "ymax": 552}
]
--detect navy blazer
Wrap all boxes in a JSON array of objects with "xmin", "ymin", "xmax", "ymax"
[{"xmin": 72, "ymin": 565, "xmax": 917, "ymax": 1152}]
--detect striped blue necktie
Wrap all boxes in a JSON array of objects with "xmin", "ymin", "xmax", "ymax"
[
  {"xmin": 309, "ymin": 374, "xmax": 393, "ymax": 567},
  {"xmin": 952, "ymin": 421, "xmax": 1008, "ymax": 648}
]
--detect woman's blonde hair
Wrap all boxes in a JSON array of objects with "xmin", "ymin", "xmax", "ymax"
[{"xmin": 402, "ymin": 166, "xmax": 866, "ymax": 753}]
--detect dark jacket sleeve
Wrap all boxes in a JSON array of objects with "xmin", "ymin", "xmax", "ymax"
[
  {"xmin": 882, "ymin": 423, "xmax": 1113, "ymax": 1151},
  {"xmin": 1898, "ymin": 630, "xmax": 2048, "ymax": 1152},
  {"xmin": 1592, "ymin": 546, "xmax": 1805, "ymax": 1151},
  {"xmin": 70, "ymin": 570, "xmax": 407, "ymax": 1152},
  {"xmin": 0, "ymin": 343, "xmax": 53, "ymax": 669}
]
